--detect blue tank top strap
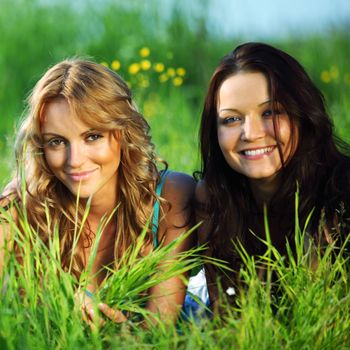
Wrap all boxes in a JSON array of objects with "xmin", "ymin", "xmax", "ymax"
[{"xmin": 152, "ymin": 169, "xmax": 170, "ymax": 248}]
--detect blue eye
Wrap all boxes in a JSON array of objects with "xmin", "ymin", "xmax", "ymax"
[
  {"xmin": 262, "ymin": 109, "xmax": 281, "ymax": 118},
  {"xmin": 222, "ymin": 116, "xmax": 241, "ymax": 125},
  {"xmin": 262, "ymin": 109, "xmax": 273, "ymax": 117}
]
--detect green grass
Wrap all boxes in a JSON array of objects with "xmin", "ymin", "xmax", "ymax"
[
  {"xmin": 1, "ymin": 194, "xmax": 349, "ymax": 349},
  {"xmin": 0, "ymin": 0, "xmax": 350, "ymax": 348}
]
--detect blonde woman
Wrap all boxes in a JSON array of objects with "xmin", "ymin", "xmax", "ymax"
[{"xmin": 0, "ymin": 59, "xmax": 195, "ymax": 324}]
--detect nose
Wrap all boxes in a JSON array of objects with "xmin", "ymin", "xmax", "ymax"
[
  {"xmin": 66, "ymin": 142, "xmax": 85, "ymax": 169},
  {"xmin": 241, "ymin": 115, "xmax": 266, "ymax": 142}
]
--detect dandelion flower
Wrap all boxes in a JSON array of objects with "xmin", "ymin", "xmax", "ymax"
[
  {"xmin": 320, "ymin": 70, "xmax": 331, "ymax": 84},
  {"xmin": 111, "ymin": 60, "xmax": 121, "ymax": 71},
  {"xmin": 172, "ymin": 77, "xmax": 183, "ymax": 87},
  {"xmin": 153, "ymin": 62, "xmax": 165, "ymax": 73},
  {"xmin": 176, "ymin": 67, "xmax": 186, "ymax": 76},
  {"xmin": 139, "ymin": 78, "xmax": 150, "ymax": 88},
  {"xmin": 167, "ymin": 68, "xmax": 176, "ymax": 77},
  {"xmin": 159, "ymin": 74, "xmax": 168, "ymax": 83},
  {"xmin": 128, "ymin": 63, "xmax": 141, "ymax": 75},
  {"xmin": 330, "ymin": 65, "xmax": 339, "ymax": 80},
  {"xmin": 344, "ymin": 73, "xmax": 350, "ymax": 85},
  {"xmin": 100, "ymin": 61, "xmax": 109, "ymax": 68},
  {"xmin": 140, "ymin": 59, "xmax": 151, "ymax": 71},
  {"xmin": 139, "ymin": 47, "xmax": 150, "ymax": 57}
]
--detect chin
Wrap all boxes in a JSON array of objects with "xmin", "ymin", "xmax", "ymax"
[
  {"xmin": 247, "ymin": 172, "xmax": 279, "ymax": 182},
  {"xmin": 67, "ymin": 186, "xmax": 94, "ymax": 199}
]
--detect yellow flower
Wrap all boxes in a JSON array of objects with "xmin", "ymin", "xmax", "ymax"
[
  {"xmin": 100, "ymin": 61, "xmax": 109, "ymax": 68},
  {"xmin": 111, "ymin": 60, "xmax": 121, "ymax": 71},
  {"xmin": 111, "ymin": 60, "xmax": 121, "ymax": 70},
  {"xmin": 320, "ymin": 70, "xmax": 331, "ymax": 84},
  {"xmin": 159, "ymin": 74, "xmax": 168, "ymax": 83},
  {"xmin": 329, "ymin": 65, "xmax": 339, "ymax": 80},
  {"xmin": 139, "ymin": 78, "xmax": 150, "ymax": 88},
  {"xmin": 143, "ymin": 95, "xmax": 159, "ymax": 118},
  {"xmin": 128, "ymin": 63, "xmax": 141, "ymax": 75},
  {"xmin": 140, "ymin": 59, "xmax": 151, "ymax": 70},
  {"xmin": 153, "ymin": 62, "xmax": 165, "ymax": 73},
  {"xmin": 139, "ymin": 47, "xmax": 150, "ymax": 57},
  {"xmin": 344, "ymin": 73, "xmax": 350, "ymax": 85},
  {"xmin": 167, "ymin": 68, "xmax": 176, "ymax": 77},
  {"xmin": 176, "ymin": 67, "xmax": 186, "ymax": 76},
  {"xmin": 172, "ymin": 77, "xmax": 183, "ymax": 87}
]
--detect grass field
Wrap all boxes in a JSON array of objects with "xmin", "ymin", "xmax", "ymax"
[{"xmin": 0, "ymin": 0, "xmax": 350, "ymax": 348}]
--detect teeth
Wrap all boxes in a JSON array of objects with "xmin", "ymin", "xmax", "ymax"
[{"xmin": 243, "ymin": 147, "xmax": 274, "ymax": 156}]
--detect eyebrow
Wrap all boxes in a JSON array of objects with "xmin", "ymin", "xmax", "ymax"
[
  {"xmin": 218, "ymin": 100, "xmax": 271, "ymax": 116},
  {"xmin": 41, "ymin": 129, "xmax": 98, "ymax": 138}
]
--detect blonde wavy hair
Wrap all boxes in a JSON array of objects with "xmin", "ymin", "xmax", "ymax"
[{"xmin": 12, "ymin": 58, "xmax": 165, "ymax": 278}]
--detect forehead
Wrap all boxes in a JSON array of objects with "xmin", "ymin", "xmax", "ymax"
[
  {"xmin": 41, "ymin": 98, "xmax": 90, "ymax": 134},
  {"xmin": 217, "ymin": 72, "xmax": 269, "ymax": 109}
]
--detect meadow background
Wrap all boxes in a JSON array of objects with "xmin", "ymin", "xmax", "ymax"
[{"xmin": 0, "ymin": 0, "xmax": 350, "ymax": 348}]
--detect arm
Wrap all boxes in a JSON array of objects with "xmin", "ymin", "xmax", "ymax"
[
  {"xmin": 98, "ymin": 171, "xmax": 196, "ymax": 325},
  {"xmin": 0, "ymin": 197, "xmax": 17, "ymax": 276},
  {"xmin": 144, "ymin": 171, "xmax": 196, "ymax": 323}
]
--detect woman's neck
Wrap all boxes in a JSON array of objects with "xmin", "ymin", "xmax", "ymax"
[
  {"xmin": 84, "ymin": 191, "xmax": 118, "ymax": 231},
  {"xmin": 249, "ymin": 174, "xmax": 281, "ymax": 208}
]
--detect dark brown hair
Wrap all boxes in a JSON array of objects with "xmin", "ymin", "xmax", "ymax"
[{"xmin": 198, "ymin": 42, "xmax": 350, "ymax": 268}]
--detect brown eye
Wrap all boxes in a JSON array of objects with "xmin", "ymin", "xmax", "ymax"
[
  {"xmin": 46, "ymin": 138, "xmax": 66, "ymax": 148},
  {"xmin": 86, "ymin": 134, "xmax": 103, "ymax": 142}
]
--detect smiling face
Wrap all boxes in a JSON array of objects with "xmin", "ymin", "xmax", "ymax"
[
  {"xmin": 41, "ymin": 97, "xmax": 121, "ymax": 203},
  {"xmin": 217, "ymin": 71, "xmax": 297, "ymax": 188}
]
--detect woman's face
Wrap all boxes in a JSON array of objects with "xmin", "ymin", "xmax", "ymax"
[
  {"xmin": 41, "ymin": 97, "xmax": 121, "ymax": 203},
  {"xmin": 216, "ymin": 71, "xmax": 297, "ymax": 187}
]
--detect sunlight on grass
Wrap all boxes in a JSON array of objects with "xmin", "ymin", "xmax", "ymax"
[
  {"xmin": 0, "ymin": 1, "xmax": 349, "ymax": 348},
  {"xmin": 0, "ymin": 187, "xmax": 349, "ymax": 348}
]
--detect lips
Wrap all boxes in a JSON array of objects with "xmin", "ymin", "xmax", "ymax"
[
  {"xmin": 239, "ymin": 146, "xmax": 276, "ymax": 158},
  {"xmin": 66, "ymin": 169, "xmax": 97, "ymax": 182}
]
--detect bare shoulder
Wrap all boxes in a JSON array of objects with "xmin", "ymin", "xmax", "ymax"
[
  {"xmin": 0, "ymin": 194, "xmax": 19, "ymax": 267},
  {"xmin": 0, "ymin": 193, "xmax": 19, "ymax": 224},
  {"xmin": 161, "ymin": 171, "xmax": 195, "ymax": 206},
  {"xmin": 158, "ymin": 171, "xmax": 195, "ymax": 242}
]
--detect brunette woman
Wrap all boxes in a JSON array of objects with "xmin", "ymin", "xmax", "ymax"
[{"xmin": 196, "ymin": 42, "xmax": 350, "ymax": 308}]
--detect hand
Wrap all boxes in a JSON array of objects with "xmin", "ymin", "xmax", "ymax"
[
  {"xmin": 1, "ymin": 178, "xmax": 18, "ymax": 197},
  {"xmin": 98, "ymin": 303, "xmax": 127, "ymax": 323},
  {"xmin": 75, "ymin": 289, "xmax": 105, "ymax": 330}
]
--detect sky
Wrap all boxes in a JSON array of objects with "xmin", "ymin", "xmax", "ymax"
[{"xmin": 161, "ymin": 0, "xmax": 350, "ymax": 39}]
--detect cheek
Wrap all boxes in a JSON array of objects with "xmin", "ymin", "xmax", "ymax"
[
  {"xmin": 277, "ymin": 119, "xmax": 298, "ymax": 160},
  {"xmin": 280, "ymin": 123, "xmax": 293, "ymax": 147},
  {"xmin": 99, "ymin": 141, "xmax": 121, "ymax": 168},
  {"xmin": 44, "ymin": 150, "xmax": 65, "ymax": 171},
  {"xmin": 217, "ymin": 128, "xmax": 237, "ymax": 151}
]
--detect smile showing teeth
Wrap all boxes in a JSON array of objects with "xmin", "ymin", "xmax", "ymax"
[{"xmin": 241, "ymin": 146, "xmax": 274, "ymax": 156}]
